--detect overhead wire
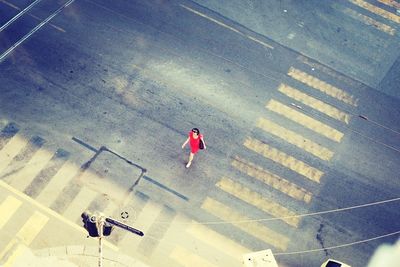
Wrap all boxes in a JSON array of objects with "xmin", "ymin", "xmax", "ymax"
[
  {"xmin": 274, "ymin": 230, "xmax": 400, "ymax": 255},
  {"xmin": 140, "ymin": 223, "xmax": 400, "ymax": 257},
  {"xmin": 288, "ymin": 102, "xmax": 400, "ymax": 154},
  {"xmin": 152, "ymin": 196, "xmax": 400, "ymax": 225}
]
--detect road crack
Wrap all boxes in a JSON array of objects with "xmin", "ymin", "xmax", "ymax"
[{"xmin": 316, "ymin": 223, "xmax": 329, "ymax": 256}]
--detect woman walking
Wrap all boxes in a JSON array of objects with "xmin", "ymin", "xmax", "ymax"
[{"xmin": 181, "ymin": 128, "xmax": 206, "ymax": 168}]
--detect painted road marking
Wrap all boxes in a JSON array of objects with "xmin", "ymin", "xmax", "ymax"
[
  {"xmin": 8, "ymin": 148, "xmax": 54, "ymax": 191},
  {"xmin": 13, "ymin": 211, "xmax": 49, "ymax": 244},
  {"xmin": 378, "ymin": 0, "xmax": 400, "ymax": 9},
  {"xmin": 23, "ymin": 149, "xmax": 70, "ymax": 198},
  {"xmin": 231, "ymin": 157, "xmax": 312, "ymax": 203},
  {"xmin": 35, "ymin": 161, "xmax": 79, "ymax": 206},
  {"xmin": 216, "ymin": 177, "xmax": 300, "ymax": 227},
  {"xmin": 201, "ymin": 197, "xmax": 290, "ymax": 250},
  {"xmin": 107, "ymin": 191, "xmax": 148, "ymax": 245},
  {"xmin": 186, "ymin": 221, "xmax": 251, "ymax": 261},
  {"xmin": 170, "ymin": 245, "xmax": 219, "ymax": 267},
  {"xmin": 0, "ymin": 0, "xmax": 43, "ymax": 33},
  {"xmin": 0, "ymin": 196, "xmax": 22, "ymax": 229},
  {"xmin": 0, "ymin": 211, "xmax": 49, "ymax": 265},
  {"xmin": 349, "ymin": 0, "xmax": 400, "ymax": 24},
  {"xmin": 0, "ymin": 122, "xmax": 19, "ymax": 149},
  {"xmin": 0, "ymin": 134, "xmax": 28, "ymax": 174},
  {"xmin": 297, "ymin": 55, "xmax": 361, "ymax": 87},
  {"xmin": 102, "ymin": 199, "xmax": 119, "ymax": 219},
  {"xmin": 0, "ymin": 0, "xmax": 20, "ymax": 10},
  {"xmin": 287, "ymin": 67, "xmax": 357, "ymax": 106},
  {"xmin": 2, "ymin": 244, "xmax": 28, "ymax": 267},
  {"xmin": 0, "ymin": 0, "xmax": 75, "ymax": 62},
  {"xmin": 278, "ymin": 84, "xmax": 351, "ymax": 124},
  {"xmin": 266, "ymin": 99, "xmax": 344, "ymax": 142},
  {"xmin": 0, "ymin": 179, "xmax": 118, "ymax": 251},
  {"xmin": 180, "ymin": 4, "xmax": 274, "ymax": 49},
  {"xmin": 342, "ymin": 7, "xmax": 395, "ymax": 35},
  {"xmin": 29, "ymin": 13, "xmax": 66, "ymax": 32},
  {"xmin": 256, "ymin": 117, "xmax": 334, "ymax": 161},
  {"xmin": 62, "ymin": 186, "xmax": 99, "ymax": 221},
  {"xmin": 164, "ymin": 214, "xmax": 243, "ymax": 267},
  {"xmin": 119, "ymin": 201, "xmax": 163, "ymax": 248},
  {"xmin": 244, "ymin": 137, "xmax": 324, "ymax": 183},
  {"xmin": 136, "ymin": 204, "xmax": 176, "ymax": 256}
]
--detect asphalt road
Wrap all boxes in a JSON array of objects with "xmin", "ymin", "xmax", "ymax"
[{"xmin": 0, "ymin": 0, "xmax": 400, "ymax": 266}]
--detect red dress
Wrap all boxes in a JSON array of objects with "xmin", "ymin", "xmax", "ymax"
[{"xmin": 189, "ymin": 131, "xmax": 203, "ymax": 154}]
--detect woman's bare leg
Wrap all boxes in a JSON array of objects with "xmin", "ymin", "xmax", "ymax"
[{"xmin": 186, "ymin": 152, "xmax": 194, "ymax": 168}]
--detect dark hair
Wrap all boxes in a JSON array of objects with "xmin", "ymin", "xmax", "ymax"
[{"xmin": 192, "ymin": 128, "xmax": 200, "ymax": 134}]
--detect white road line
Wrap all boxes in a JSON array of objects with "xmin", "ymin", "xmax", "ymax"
[
  {"xmin": 0, "ymin": 0, "xmax": 76, "ymax": 62},
  {"xmin": 35, "ymin": 161, "xmax": 79, "ymax": 206},
  {"xmin": 0, "ymin": 0, "xmax": 44, "ymax": 32},
  {"xmin": 0, "ymin": 196, "xmax": 22, "ymax": 229}
]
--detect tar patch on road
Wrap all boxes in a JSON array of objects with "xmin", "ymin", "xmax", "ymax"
[{"xmin": 316, "ymin": 223, "xmax": 329, "ymax": 256}]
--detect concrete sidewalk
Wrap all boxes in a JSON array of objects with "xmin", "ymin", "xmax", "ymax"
[{"xmin": 3, "ymin": 244, "xmax": 150, "ymax": 267}]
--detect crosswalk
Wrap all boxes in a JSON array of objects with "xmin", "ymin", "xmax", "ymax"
[
  {"xmin": 0, "ymin": 123, "xmax": 170, "ymax": 264},
  {"xmin": 0, "ymin": 48, "xmax": 382, "ymax": 267},
  {"xmin": 231, "ymin": 156, "xmax": 313, "ymax": 204},
  {"xmin": 266, "ymin": 98, "xmax": 346, "ymax": 141},
  {"xmin": 277, "ymin": 83, "xmax": 351, "ymax": 125},
  {"xmin": 0, "ymin": 0, "xmax": 396, "ymax": 265},
  {"xmin": 310, "ymin": 0, "xmax": 400, "ymax": 86},
  {"xmin": 197, "ymin": 47, "xmax": 361, "ymax": 262},
  {"xmin": 349, "ymin": 0, "xmax": 400, "ymax": 24},
  {"xmin": 0, "ymin": 123, "xmax": 254, "ymax": 266}
]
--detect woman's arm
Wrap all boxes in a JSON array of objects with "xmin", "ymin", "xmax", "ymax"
[{"xmin": 182, "ymin": 137, "xmax": 190, "ymax": 149}]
